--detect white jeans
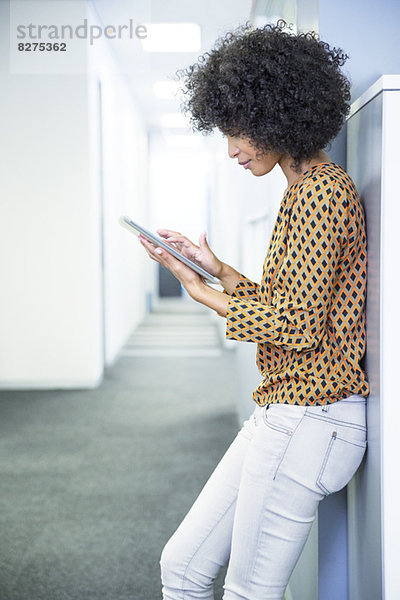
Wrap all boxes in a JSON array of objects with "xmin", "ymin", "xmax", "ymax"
[{"xmin": 160, "ymin": 396, "xmax": 367, "ymax": 600}]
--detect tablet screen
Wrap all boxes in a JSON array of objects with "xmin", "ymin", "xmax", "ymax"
[{"xmin": 119, "ymin": 216, "xmax": 221, "ymax": 285}]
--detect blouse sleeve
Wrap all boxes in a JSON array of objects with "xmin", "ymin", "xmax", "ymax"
[
  {"xmin": 225, "ymin": 179, "xmax": 347, "ymax": 351},
  {"xmin": 224, "ymin": 274, "xmax": 260, "ymax": 300}
]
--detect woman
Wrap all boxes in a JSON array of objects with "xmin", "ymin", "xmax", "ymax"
[{"xmin": 139, "ymin": 21, "xmax": 369, "ymax": 600}]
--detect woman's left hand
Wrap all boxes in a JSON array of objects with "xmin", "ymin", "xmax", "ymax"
[{"xmin": 138, "ymin": 234, "xmax": 206, "ymax": 299}]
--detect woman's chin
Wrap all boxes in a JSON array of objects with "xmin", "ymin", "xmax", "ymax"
[{"xmin": 250, "ymin": 165, "xmax": 274, "ymax": 177}]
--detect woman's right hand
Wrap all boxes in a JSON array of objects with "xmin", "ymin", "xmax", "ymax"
[{"xmin": 157, "ymin": 230, "xmax": 223, "ymax": 278}]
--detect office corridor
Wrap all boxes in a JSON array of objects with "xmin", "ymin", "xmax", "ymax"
[{"xmin": 0, "ymin": 301, "xmax": 239, "ymax": 600}]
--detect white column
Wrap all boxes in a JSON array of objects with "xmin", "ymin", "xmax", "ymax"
[{"xmin": 347, "ymin": 74, "xmax": 400, "ymax": 600}]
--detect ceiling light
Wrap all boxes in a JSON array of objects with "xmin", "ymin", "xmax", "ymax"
[
  {"xmin": 153, "ymin": 80, "xmax": 181, "ymax": 99},
  {"xmin": 142, "ymin": 23, "xmax": 201, "ymax": 52}
]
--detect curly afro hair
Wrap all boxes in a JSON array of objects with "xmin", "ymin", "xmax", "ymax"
[{"xmin": 177, "ymin": 21, "xmax": 351, "ymax": 165}]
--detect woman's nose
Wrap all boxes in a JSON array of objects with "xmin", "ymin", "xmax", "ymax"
[{"xmin": 227, "ymin": 138, "xmax": 240, "ymax": 159}]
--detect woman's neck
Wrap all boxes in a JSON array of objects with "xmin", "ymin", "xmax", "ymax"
[{"xmin": 279, "ymin": 150, "xmax": 333, "ymax": 189}]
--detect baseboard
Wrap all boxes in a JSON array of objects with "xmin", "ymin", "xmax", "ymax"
[{"xmin": 0, "ymin": 374, "xmax": 103, "ymax": 390}]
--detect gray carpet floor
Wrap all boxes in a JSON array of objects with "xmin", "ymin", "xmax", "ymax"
[{"xmin": 0, "ymin": 303, "xmax": 239, "ymax": 600}]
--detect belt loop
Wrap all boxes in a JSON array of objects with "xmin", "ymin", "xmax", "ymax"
[{"xmin": 322, "ymin": 404, "xmax": 329, "ymax": 413}]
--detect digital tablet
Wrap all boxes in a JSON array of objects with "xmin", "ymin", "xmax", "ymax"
[{"xmin": 119, "ymin": 216, "xmax": 221, "ymax": 285}]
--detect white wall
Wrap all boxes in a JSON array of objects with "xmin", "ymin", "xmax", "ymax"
[
  {"xmin": 147, "ymin": 133, "xmax": 211, "ymax": 300},
  {"xmin": 87, "ymin": 3, "xmax": 149, "ymax": 366},
  {"xmin": 380, "ymin": 85, "xmax": 400, "ymax": 600},
  {"xmin": 0, "ymin": 1, "xmax": 148, "ymax": 387},
  {"xmin": 0, "ymin": 1, "xmax": 102, "ymax": 388},
  {"xmin": 347, "ymin": 76, "xmax": 400, "ymax": 600}
]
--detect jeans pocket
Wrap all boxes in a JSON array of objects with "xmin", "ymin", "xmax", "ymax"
[
  {"xmin": 317, "ymin": 432, "xmax": 367, "ymax": 495},
  {"xmin": 261, "ymin": 404, "xmax": 306, "ymax": 480},
  {"xmin": 262, "ymin": 404, "xmax": 306, "ymax": 436}
]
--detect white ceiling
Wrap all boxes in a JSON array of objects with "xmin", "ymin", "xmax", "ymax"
[{"xmin": 91, "ymin": 0, "xmax": 254, "ymax": 132}]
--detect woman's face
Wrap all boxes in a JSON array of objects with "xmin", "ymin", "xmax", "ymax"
[{"xmin": 226, "ymin": 135, "xmax": 282, "ymax": 177}]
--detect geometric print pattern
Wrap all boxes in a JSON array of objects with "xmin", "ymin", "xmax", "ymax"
[{"xmin": 226, "ymin": 162, "xmax": 370, "ymax": 406}]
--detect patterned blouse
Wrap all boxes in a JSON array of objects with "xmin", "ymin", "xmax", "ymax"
[{"xmin": 226, "ymin": 162, "xmax": 370, "ymax": 406}]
